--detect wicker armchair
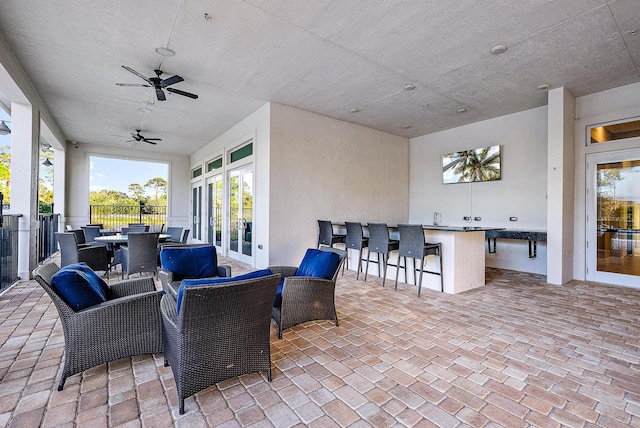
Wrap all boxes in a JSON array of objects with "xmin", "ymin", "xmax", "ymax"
[
  {"xmin": 159, "ymin": 245, "xmax": 231, "ymax": 298},
  {"xmin": 270, "ymin": 247, "xmax": 346, "ymax": 338},
  {"xmin": 161, "ymin": 273, "xmax": 280, "ymax": 414},
  {"xmin": 33, "ymin": 262, "xmax": 163, "ymax": 391}
]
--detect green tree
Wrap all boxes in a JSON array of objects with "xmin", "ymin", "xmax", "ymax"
[
  {"xmin": 90, "ymin": 189, "xmax": 137, "ymax": 206},
  {"xmin": 0, "ymin": 146, "xmax": 11, "ymax": 203},
  {"xmin": 128, "ymin": 183, "xmax": 146, "ymax": 202},
  {"xmin": 145, "ymin": 177, "xmax": 167, "ymax": 201},
  {"xmin": 452, "ymin": 147, "xmax": 500, "ymax": 182}
]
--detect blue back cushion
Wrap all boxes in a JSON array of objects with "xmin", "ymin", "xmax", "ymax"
[
  {"xmin": 273, "ymin": 249, "xmax": 340, "ymax": 308},
  {"xmin": 296, "ymin": 249, "xmax": 340, "ymax": 279},
  {"xmin": 176, "ymin": 269, "xmax": 274, "ymax": 314},
  {"xmin": 160, "ymin": 246, "xmax": 219, "ymax": 280},
  {"xmin": 50, "ymin": 263, "xmax": 109, "ymax": 311}
]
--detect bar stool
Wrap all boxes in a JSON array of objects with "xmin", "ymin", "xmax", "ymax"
[
  {"xmin": 343, "ymin": 221, "xmax": 368, "ymax": 279},
  {"xmin": 317, "ymin": 220, "xmax": 346, "ymax": 248},
  {"xmin": 395, "ymin": 224, "xmax": 443, "ymax": 296},
  {"xmin": 364, "ymin": 223, "xmax": 399, "ymax": 287}
]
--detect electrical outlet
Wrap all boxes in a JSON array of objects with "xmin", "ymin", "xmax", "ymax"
[
  {"xmin": 463, "ymin": 216, "xmax": 471, "ymax": 221},
  {"xmin": 474, "ymin": 217, "xmax": 481, "ymax": 221},
  {"xmin": 509, "ymin": 217, "xmax": 518, "ymax": 221}
]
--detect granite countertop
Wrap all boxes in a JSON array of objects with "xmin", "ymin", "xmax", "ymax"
[
  {"xmin": 421, "ymin": 225, "xmax": 506, "ymax": 232},
  {"xmin": 485, "ymin": 230, "xmax": 547, "ymax": 241}
]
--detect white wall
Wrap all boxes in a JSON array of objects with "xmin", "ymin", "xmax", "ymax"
[
  {"xmin": 409, "ymin": 107, "xmax": 548, "ymax": 274},
  {"xmin": 573, "ymin": 82, "xmax": 640, "ymax": 280},
  {"xmin": 269, "ymin": 103, "xmax": 410, "ymax": 266},
  {"xmin": 65, "ymin": 142, "xmax": 190, "ymax": 228}
]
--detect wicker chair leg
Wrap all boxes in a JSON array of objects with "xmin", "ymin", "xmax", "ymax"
[
  {"xmin": 164, "ymin": 360, "xmax": 169, "ymax": 367},
  {"xmin": 57, "ymin": 376, "xmax": 66, "ymax": 391},
  {"xmin": 267, "ymin": 367, "xmax": 272, "ymax": 382},
  {"xmin": 179, "ymin": 399, "xmax": 185, "ymax": 415},
  {"xmin": 278, "ymin": 324, "xmax": 283, "ymax": 339}
]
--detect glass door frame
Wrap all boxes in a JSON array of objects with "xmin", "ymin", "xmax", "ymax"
[
  {"xmin": 227, "ymin": 163, "xmax": 254, "ymax": 264},
  {"xmin": 205, "ymin": 173, "xmax": 223, "ymax": 250},
  {"xmin": 586, "ymin": 148, "xmax": 640, "ymax": 288},
  {"xmin": 190, "ymin": 180, "xmax": 203, "ymax": 242}
]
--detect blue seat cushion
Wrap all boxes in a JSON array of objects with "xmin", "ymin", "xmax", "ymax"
[
  {"xmin": 160, "ymin": 246, "xmax": 219, "ymax": 280},
  {"xmin": 50, "ymin": 263, "xmax": 110, "ymax": 311},
  {"xmin": 176, "ymin": 269, "xmax": 274, "ymax": 314},
  {"xmin": 296, "ymin": 249, "xmax": 340, "ymax": 280}
]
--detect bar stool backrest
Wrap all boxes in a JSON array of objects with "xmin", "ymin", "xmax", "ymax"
[
  {"xmin": 397, "ymin": 224, "xmax": 426, "ymax": 258},
  {"xmin": 367, "ymin": 223, "xmax": 391, "ymax": 253},
  {"xmin": 345, "ymin": 222, "xmax": 366, "ymax": 249},
  {"xmin": 317, "ymin": 220, "xmax": 335, "ymax": 246}
]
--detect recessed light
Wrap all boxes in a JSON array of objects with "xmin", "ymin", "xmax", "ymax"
[
  {"xmin": 537, "ymin": 84, "xmax": 550, "ymax": 91},
  {"xmin": 155, "ymin": 47, "xmax": 175, "ymax": 57},
  {"xmin": 403, "ymin": 84, "xmax": 416, "ymax": 91},
  {"xmin": 402, "ymin": 125, "xmax": 411, "ymax": 129},
  {"xmin": 490, "ymin": 44, "xmax": 508, "ymax": 55},
  {"xmin": 457, "ymin": 108, "xmax": 468, "ymax": 113},
  {"xmin": 350, "ymin": 108, "xmax": 360, "ymax": 113}
]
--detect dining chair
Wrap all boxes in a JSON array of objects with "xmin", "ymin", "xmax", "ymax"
[
  {"xmin": 180, "ymin": 229, "xmax": 190, "ymax": 244},
  {"xmin": 121, "ymin": 226, "xmax": 146, "ymax": 235},
  {"xmin": 120, "ymin": 232, "xmax": 161, "ymax": 279},
  {"xmin": 395, "ymin": 224, "xmax": 443, "ymax": 295},
  {"xmin": 166, "ymin": 227, "xmax": 183, "ymax": 243},
  {"xmin": 81, "ymin": 225, "xmax": 101, "ymax": 244},
  {"xmin": 55, "ymin": 232, "xmax": 110, "ymax": 276},
  {"xmin": 364, "ymin": 223, "xmax": 399, "ymax": 287}
]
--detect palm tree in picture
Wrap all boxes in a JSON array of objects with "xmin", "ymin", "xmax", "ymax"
[{"xmin": 451, "ymin": 147, "xmax": 501, "ymax": 183}]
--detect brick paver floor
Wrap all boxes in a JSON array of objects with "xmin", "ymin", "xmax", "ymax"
[{"xmin": 1, "ymin": 254, "xmax": 639, "ymax": 427}]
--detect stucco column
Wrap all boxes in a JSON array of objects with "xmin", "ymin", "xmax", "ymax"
[
  {"xmin": 11, "ymin": 102, "xmax": 40, "ymax": 279},
  {"xmin": 546, "ymin": 88, "xmax": 576, "ymax": 285},
  {"xmin": 52, "ymin": 148, "xmax": 65, "ymax": 231}
]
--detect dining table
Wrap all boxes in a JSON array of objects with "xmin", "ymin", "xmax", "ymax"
[{"xmin": 94, "ymin": 233, "xmax": 172, "ymax": 244}]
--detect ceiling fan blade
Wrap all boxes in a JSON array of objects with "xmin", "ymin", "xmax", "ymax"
[
  {"xmin": 116, "ymin": 83, "xmax": 151, "ymax": 87},
  {"xmin": 161, "ymin": 75, "xmax": 184, "ymax": 87},
  {"xmin": 143, "ymin": 138, "xmax": 162, "ymax": 141},
  {"xmin": 166, "ymin": 87, "xmax": 199, "ymax": 99},
  {"xmin": 155, "ymin": 88, "xmax": 167, "ymax": 101},
  {"xmin": 143, "ymin": 140, "xmax": 158, "ymax": 145},
  {"xmin": 122, "ymin": 66, "xmax": 152, "ymax": 84}
]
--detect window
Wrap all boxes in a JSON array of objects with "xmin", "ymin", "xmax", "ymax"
[
  {"xmin": 207, "ymin": 158, "xmax": 222, "ymax": 173},
  {"xmin": 192, "ymin": 166, "xmax": 203, "ymax": 179},
  {"xmin": 588, "ymin": 117, "xmax": 640, "ymax": 145},
  {"xmin": 230, "ymin": 143, "xmax": 253, "ymax": 163}
]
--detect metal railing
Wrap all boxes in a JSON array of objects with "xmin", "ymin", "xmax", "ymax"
[
  {"xmin": 90, "ymin": 205, "xmax": 167, "ymax": 231},
  {"xmin": 0, "ymin": 215, "xmax": 21, "ymax": 293},
  {"xmin": 38, "ymin": 213, "xmax": 59, "ymax": 262}
]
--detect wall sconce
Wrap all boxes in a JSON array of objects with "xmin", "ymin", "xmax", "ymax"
[
  {"xmin": 42, "ymin": 158, "xmax": 53, "ymax": 167},
  {"xmin": 0, "ymin": 120, "xmax": 10, "ymax": 135}
]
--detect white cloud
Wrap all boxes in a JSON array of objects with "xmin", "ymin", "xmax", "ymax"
[{"xmin": 90, "ymin": 185, "xmax": 105, "ymax": 192}]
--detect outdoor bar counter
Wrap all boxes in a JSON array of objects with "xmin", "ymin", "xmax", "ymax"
[
  {"xmin": 335, "ymin": 223, "xmax": 504, "ymax": 295},
  {"xmin": 418, "ymin": 226, "xmax": 503, "ymax": 294}
]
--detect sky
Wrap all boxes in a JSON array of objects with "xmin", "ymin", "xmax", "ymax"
[{"xmin": 90, "ymin": 156, "xmax": 168, "ymax": 196}]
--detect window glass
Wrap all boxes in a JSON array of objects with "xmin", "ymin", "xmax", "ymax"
[
  {"xmin": 207, "ymin": 158, "xmax": 222, "ymax": 172},
  {"xmin": 589, "ymin": 118, "xmax": 640, "ymax": 145},
  {"xmin": 230, "ymin": 143, "xmax": 253, "ymax": 163},
  {"xmin": 192, "ymin": 166, "xmax": 202, "ymax": 179}
]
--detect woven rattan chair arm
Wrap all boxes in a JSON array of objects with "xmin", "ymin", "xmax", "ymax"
[
  {"xmin": 267, "ymin": 266, "xmax": 298, "ymax": 278},
  {"xmin": 74, "ymin": 290, "xmax": 163, "ymax": 319},
  {"xmin": 158, "ymin": 270, "xmax": 174, "ymax": 292},
  {"xmin": 160, "ymin": 294, "xmax": 178, "ymax": 330},
  {"xmin": 109, "ymin": 277, "xmax": 156, "ymax": 298},
  {"xmin": 218, "ymin": 265, "xmax": 232, "ymax": 277}
]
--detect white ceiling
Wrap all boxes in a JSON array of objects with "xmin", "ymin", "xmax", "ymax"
[{"xmin": 0, "ymin": 0, "xmax": 639, "ymax": 155}]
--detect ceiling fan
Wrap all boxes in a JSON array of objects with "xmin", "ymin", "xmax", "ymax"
[
  {"xmin": 127, "ymin": 130, "xmax": 161, "ymax": 145},
  {"xmin": 117, "ymin": 66, "xmax": 199, "ymax": 101}
]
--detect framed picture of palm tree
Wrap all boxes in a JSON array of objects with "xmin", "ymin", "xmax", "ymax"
[{"xmin": 442, "ymin": 145, "xmax": 501, "ymax": 184}]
